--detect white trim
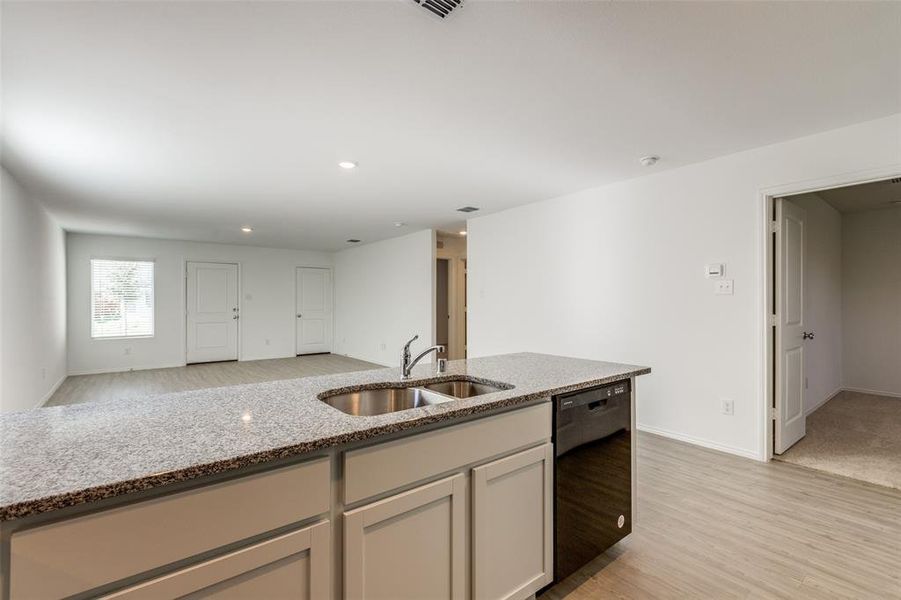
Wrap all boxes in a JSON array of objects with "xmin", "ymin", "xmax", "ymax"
[
  {"xmin": 637, "ymin": 424, "xmax": 760, "ymax": 461},
  {"xmin": 805, "ymin": 386, "xmax": 843, "ymax": 416},
  {"xmin": 335, "ymin": 352, "xmax": 389, "ymax": 368},
  {"xmin": 36, "ymin": 374, "xmax": 67, "ymax": 408},
  {"xmin": 758, "ymin": 163, "xmax": 901, "ymax": 463},
  {"xmin": 68, "ymin": 362, "xmax": 186, "ymax": 376},
  {"xmin": 841, "ymin": 386, "xmax": 901, "ymax": 399}
]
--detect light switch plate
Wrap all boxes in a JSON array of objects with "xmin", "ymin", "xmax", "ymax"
[{"xmin": 715, "ymin": 279, "xmax": 734, "ymax": 295}]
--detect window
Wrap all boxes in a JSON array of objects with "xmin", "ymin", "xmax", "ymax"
[{"xmin": 91, "ymin": 259, "xmax": 154, "ymax": 339}]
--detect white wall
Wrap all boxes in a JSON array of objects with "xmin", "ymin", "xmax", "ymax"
[
  {"xmin": 334, "ymin": 229, "xmax": 435, "ymax": 366},
  {"xmin": 67, "ymin": 233, "xmax": 332, "ymax": 375},
  {"xmin": 468, "ymin": 113, "xmax": 901, "ymax": 460},
  {"xmin": 0, "ymin": 167, "xmax": 67, "ymax": 411},
  {"xmin": 842, "ymin": 206, "xmax": 901, "ymax": 397},
  {"xmin": 787, "ymin": 194, "xmax": 843, "ymax": 413}
]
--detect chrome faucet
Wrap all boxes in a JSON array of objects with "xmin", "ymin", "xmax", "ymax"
[{"xmin": 401, "ymin": 335, "xmax": 445, "ymax": 379}]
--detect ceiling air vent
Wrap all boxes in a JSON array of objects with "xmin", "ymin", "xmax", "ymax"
[
  {"xmin": 346, "ymin": 239, "xmax": 361, "ymax": 243},
  {"xmin": 413, "ymin": 0, "xmax": 462, "ymax": 19},
  {"xmin": 457, "ymin": 206, "xmax": 479, "ymax": 213}
]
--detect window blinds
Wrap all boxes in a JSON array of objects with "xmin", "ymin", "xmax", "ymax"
[{"xmin": 90, "ymin": 259, "xmax": 155, "ymax": 338}]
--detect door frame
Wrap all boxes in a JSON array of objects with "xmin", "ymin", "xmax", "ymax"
[
  {"xmin": 436, "ymin": 237, "xmax": 466, "ymax": 360},
  {"xmin": 183, "ymin": 260, "xmax": 242, "ymax": 364},
  {"xmin": 435, "ymin": 257, "xmax": 453, "ymax": 358},
  {"xmin": 294, "ymin": 265, "xmax": 335, "ymax": 356},
  {"xmin": 758, "ymin": 165, "xmax": 900, "ymax": 461}
]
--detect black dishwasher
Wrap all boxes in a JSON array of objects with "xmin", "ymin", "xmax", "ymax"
[{"xmin": 550, "ymin": 379, "xmax": 632, "ymax": 585}]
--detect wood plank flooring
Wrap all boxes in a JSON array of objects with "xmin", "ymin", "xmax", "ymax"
[
  {"xmin": 45, "ymin": 354, "xmax": 382, "ymax": 407},
  {"xmin": 545, "ymin": 432, "xmax": 901, "ymax": 600}
]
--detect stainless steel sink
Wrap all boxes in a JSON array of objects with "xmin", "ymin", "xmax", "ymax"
[
  {"xmin": 421, "ymin": 380, "xmax": 507, "ymax": 399},
  {"xmin": 320, "ymin": 378, "xmax": 512, "ymax": 416},
  {"xmin": 320, "ymin": 387, "xmax": 453, "ymax": 417}
]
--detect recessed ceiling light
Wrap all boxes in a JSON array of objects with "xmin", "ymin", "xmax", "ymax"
[
  {"xmin": 346, "ymin": 238, "xmax": 361, "ymax": 243},
  {"xmin": 457, "ymin": 206, "xmax": 479, "ymax": 213},
  {"xmin": 241, "ymin": 226, "xmax": 253, "ymax": 233},
  {"xmin": 338, "ymin": 161, "xmax": 358, "ymax": 169},
  {"xmin": 639, "ymin": 155, "xmax": 660, "ymax": 167},
  {"xmin": 459, "ymin": 231, "xmax": 467, "ymax": 236},
  {"xmin": 394, "ymin": 222, "xmax": 406, "ymax": 227}
]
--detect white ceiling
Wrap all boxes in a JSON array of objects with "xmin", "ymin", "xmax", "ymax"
[
  {"xmin": 816, "ymin": 179, "xmax": 901, "ymax": 214},
  {"xmin": 2, "ymin": 1, "xmax": 899, "ymax": 251}
]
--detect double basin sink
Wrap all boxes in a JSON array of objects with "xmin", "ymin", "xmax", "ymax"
[{"xmin": 320, "ymin": 378, "xmax": 512, "ymax": 416}]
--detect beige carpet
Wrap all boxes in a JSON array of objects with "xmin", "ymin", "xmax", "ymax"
[{"xmin": 775, "ymin": 390, "xmax": 901, "ymax": 490}]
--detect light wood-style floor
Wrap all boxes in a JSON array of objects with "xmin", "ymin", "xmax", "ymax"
[
  {"xmin": 45, "ymin": 354, "xmax": 382, "ymax": 407},
  {"xmin": 545, "ymin": 432, "xmax": 901, "ymax": 600}
]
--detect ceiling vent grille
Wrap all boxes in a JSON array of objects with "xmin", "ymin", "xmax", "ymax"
[
  {"xmin": 413, "ymin": 0, "xmax": 462, "ymax": 19},
  {"xmin": 456, "ymin": 206, "xmax": 479, "ymax": 213}
]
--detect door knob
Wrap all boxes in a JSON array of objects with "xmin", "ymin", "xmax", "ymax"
[
  {"xmin": 802, "ymin": 331, "xmax": 815, "ymax": 340},
  {"xmin": 297, "ymin": 314, "xmax": 302, "ymax": 318}
]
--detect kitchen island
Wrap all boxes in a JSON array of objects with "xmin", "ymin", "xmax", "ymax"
[{"xmin": 0, "ymin": 352, "xmax": 649, "ymax": 599}]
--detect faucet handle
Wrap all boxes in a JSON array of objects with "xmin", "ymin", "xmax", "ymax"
[{"xmin": 403, "ymin": 335, "xmax": 419, "ymax": 353}]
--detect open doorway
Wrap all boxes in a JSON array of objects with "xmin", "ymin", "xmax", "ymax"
[
  {"xmin": 436, "ymin": 231, "xmax": 467, "ymax": 360},
  {"xmin": 770, "ymin": 178, "xmax": 901, "ymax": 489}
]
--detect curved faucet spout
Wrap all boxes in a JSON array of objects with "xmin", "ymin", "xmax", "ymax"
[{"xmin": 401, "ymin": 336, "xmax": 445, "ymax": 379}]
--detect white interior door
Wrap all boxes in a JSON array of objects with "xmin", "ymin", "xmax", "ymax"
[
  {"xmin": 774, "ymin": 199, "xmax": 807, "ymax": 454},
  {"xmin": 186, "ymin": 262, "xmax": 239, "ymax": 364},
  {"xmin": 296, "ymin": 267, "xmax": 333, "ymax": 355}
]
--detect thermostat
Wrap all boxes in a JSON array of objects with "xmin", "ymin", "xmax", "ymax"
[{"xmin": 705, "ymin": 263, "xmax": 725, "ymax": 278}]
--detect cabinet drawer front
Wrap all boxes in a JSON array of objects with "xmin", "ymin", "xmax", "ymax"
[
  {"xmin": 101, "ymin": 521, "xmax": 330, "ymax": 600},
  {"xmin": 472, "ymin": 443, "xmax": 553, "ymax": 600},
  {"xmin": 344, "ymin": 402, "xmax": 551, "ymax": 505},
  {"xmin": 344, "ymin": 474, "xmax": 465, "ymax": 600},
  {"xmin": 11, "ymin": 457, "xmax": 330, "ymax": 599}
]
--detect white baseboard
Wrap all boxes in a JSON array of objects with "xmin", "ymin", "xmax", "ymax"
[
  {"xmin": 36, "ymin": 374, "xmax": 67, "ymax": 408},
  {"xmin": 68, "ymin": 363, "xmax": 186, "ymax": 376},
  {"xmin": 805, "ymin": 386, "xmax": 843, "ymax": 416},
  {"xmin": 338, "ymin": 352, "xmax": 390, "ymax": 368},
  {"xmin": 637, "ymin": 423, "xmax": 762, "ymax": 462},
  {"xmin": 841, "ymin": 386, "xmax": 901, "ymax": 399}
]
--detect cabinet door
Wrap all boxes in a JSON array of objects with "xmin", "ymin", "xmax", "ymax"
[
  {"xmin": 101, "ymin": 521, "xmax": 330, "ymax": 600},
  {"xmin": 344, "ymin": 474, "xmax": 465, "ymax": 600},
  {"xmin": 472, "ymin": 444, "xmax": 553, "ymax": 600}
]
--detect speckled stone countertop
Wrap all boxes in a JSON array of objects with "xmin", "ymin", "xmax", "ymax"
[{"xmin": 0, "ymin": 353, "xmax": 649, "ymax": 521}]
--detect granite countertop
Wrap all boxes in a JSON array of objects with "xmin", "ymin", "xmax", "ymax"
[{"xmin": 0, "ymin": 353, "xmax": 650, "ymax": 522}]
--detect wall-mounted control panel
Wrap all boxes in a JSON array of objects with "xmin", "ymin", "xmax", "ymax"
[{"xmin": 705, "ymin": 263, "xmax": 725, "ymax": 278}]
